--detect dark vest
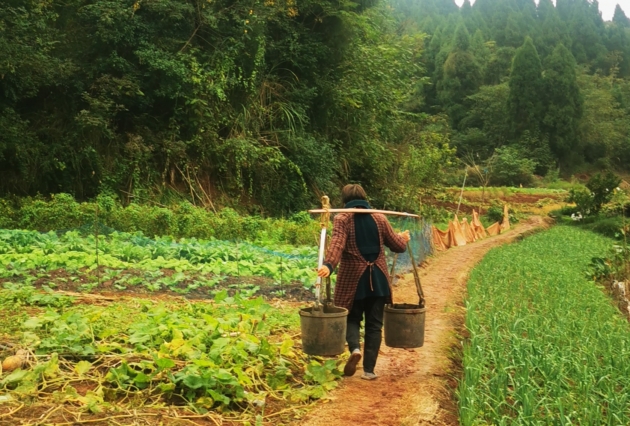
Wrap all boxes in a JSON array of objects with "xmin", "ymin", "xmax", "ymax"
[{"xmin": 345, "ymin": 200, "xmax": 390, "ymax": 300}]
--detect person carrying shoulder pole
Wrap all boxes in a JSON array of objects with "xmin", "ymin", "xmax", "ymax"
[{"xmin": 317, "ymin": 184, "xmax": 410, "ymax": 380}]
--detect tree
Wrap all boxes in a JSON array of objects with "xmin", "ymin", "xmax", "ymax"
[
  {"xmin": 485, "ymin": 46, "xmax": 515, "ymax": 84},
  {"xmin": 470, "ymin": 29, "xmax": 491, "ymax": 69},
  {"xmin": 461, "ymin": 0, "xmax": 473, "ymax": 17},
  {"xmin": 490, "ymin": 146, "xmax": 536, "ymax": 186},
  {"xmin": 461, "ymin": 152, "xmax": 494, "ymax": 202},
  {"xmin": 569, "ymin": 0, "xmax": 606, "ymax": 63},
  {"xmin": 536, "ymin": 12, "xmax": 572, "ymax": 59},
  {"xmin": 556, "ymin": 0, "xmax": 572, "ymax": 21},
  {"xmin": 454, "ymin": 21, "xmax": 471, "ymax": 50},
  {"xmin": 578, "ymin": 71, "xmax": 628, "ymax": 166},
  {"xmin": 435, "ymin": 0, "xmax": 460, "ymax": 16},
  {"xmin": 517, "ymin": 130, "xmax": 555, "ymax": 174},
  {"xmin": 536, "ymin": 0, "xmax": 555, "ymax": 22},
  {"xmin": 460, "ymin": 83, "xmax": 511, "ymax": 151},
  {"xmin": 613, "ymin": 4, "xmax": 630, "ymax": 28},
  {"xmin": 568, "ymin": 171, "xmax": 622, "ymax": 215},
  {"xmin": 508, "ymin": 36, "xmax": 544, "ymax": 138},
  {"xmin": 486, "ymin": 0, "xmax": 520, "ymax": 44},
  {"xmin": 503, "ymin": 13, "xmax": 527, "ymax": 47},
  {"xmin": 542, "ymin": 44, "xmax": 583, "ymax": 167},
  {"xmin": 437, "ymin": 23, "xmax": 483, "ymax": 128},
  {"xmin": 606, "ymin": 21, "xmax": 630, "ymax": 78}
]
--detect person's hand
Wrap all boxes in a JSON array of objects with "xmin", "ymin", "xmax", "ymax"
[
  {"xmin": 317, "ymin": 265, "xmax": 330, "ymax": 278},
  {"xmin": 399, "ymin": 230, "xmax": 411, "ymax": 244}
]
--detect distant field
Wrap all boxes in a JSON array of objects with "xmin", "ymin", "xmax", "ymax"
[{"xmin": 446, "ymin": 186, "xmax": 569, "ymax": 195}]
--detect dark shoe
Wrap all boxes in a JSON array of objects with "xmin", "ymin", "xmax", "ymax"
[{"xmin": 343, "ymin": 351, "xmax": 362, "ymax": 377}]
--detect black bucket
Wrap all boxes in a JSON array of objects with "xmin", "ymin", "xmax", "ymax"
[
  {"xmin": 299, "ymin": 305, "xmax": 348, "ymax": 356},
  {"xmin": 383, "ymin": 303, "xmax": 426, "ymax": 348}
]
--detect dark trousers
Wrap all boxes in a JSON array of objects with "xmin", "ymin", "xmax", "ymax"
[{"xmin": 346, "ymin": 296, "xmax": 386, "ymax": 374}]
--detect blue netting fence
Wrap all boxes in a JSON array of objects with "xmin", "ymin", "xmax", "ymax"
[{"xmin": 384, "ymin": 217, "xmax": 433, "ymax": 285}]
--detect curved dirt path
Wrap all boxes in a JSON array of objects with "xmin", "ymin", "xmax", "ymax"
[{"xmin": 299, "ymin": 216, "xmax": 549, "ymax": 426}]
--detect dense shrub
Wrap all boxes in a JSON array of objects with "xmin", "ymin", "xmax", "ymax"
[
  {"xmin": 485, "ymin": 204, "xmax": 504, "ymax": 223},
  {"xmin": 484, "ymin": 202, "xmax": 519, "ymax": 224},
  {"xmin": 567, "ymin": 171, "xmax": 622, "ymax": 216},
  {"xmin": 490, "ymin": 147, "xmax": 536, "ymax": 187},
  {"xmin": 589, "ymin": 217, "xmax": 626, "ymax": 239},
  {"xmin": 0, "ymin": 195, "xmax": 320, "ymax": 244}
]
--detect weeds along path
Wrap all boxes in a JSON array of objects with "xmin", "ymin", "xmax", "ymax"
[{"xmin": 299, "ymin": 216, "xmax": 550, "ymax": 426}]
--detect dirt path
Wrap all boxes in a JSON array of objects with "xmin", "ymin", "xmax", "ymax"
[{"xmin": 300, "ymin": 216, "xmax": 549, "ymax": 426}]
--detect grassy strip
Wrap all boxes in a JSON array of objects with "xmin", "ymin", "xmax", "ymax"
[{"xmin": 459, "ymin": 226, "xmax": 630, "ymax": 424}]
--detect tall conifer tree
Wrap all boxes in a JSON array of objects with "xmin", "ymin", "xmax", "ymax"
[
  {"xmin": 606, "ymin": 19, "xmax": 630, "ymax": 77},
  {"xmin": 486, "ymin": 47, "xmax": 515, "ymax": 84},
  {"xmin": 471, "ymin": 29, "xmax": 491, "ymax": 67},
  {"xmin": 570, "ymin": 0, "xmax": 605, "ymax": 62},
  {"xmin": 461, "ymin": 0, "xmax": 473, "ymax": 17},
  {"xmin": 438, "ymin": 23, "xmax": 483, "ymax": 128},
  {"xmin": 613, "ymin": 5, "xmax": 630, "ymax": 28},
  {"xmin": 542, "ymin": 43, "xmax": 583, "ymax": 164},
  {"xmin": 504, "ymin": 13, "xmax": 527, "ymax": 47},
  {"xmin": 536, "ymin": 0, "xmax": 555, "ymax": 22},
  {"xmin": 537, "ymin": 12, "xmax": 571, "ymax": 59},
  {"xmin": 508, "ymin": 36, "xmax": 544, "ymax": 137}
]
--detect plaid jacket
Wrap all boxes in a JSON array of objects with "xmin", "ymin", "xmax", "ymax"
[{"xmin": 324, "ymin": 213, "xmax": 407, "ymax": 311}]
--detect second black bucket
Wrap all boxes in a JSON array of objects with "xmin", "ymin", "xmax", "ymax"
[
  {"xmin": 299, "ymin": 305, "xmax": 348, "ymax": 356},
  {"xmin": 383, "ymin": 303, "xmax": 426, "ymax": 348}
]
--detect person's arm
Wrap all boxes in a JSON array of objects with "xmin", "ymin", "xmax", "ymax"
[
  {"xmin": 317, "ymin": 215, "xmax": 348, "ymax": 278},
  {"xmin": 380, "ymin": 215, "xmax": 409, "ymax": 253}
]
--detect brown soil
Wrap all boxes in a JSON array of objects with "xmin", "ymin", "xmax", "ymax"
[
  {"xmin": 431, "ymin": 201, "xmax": 477, "ymax": 215},
  {"xmin": 513, "ymin": 194, "xmax": 560, "ymax": 203},
  {"xmin": 299, "ymin": 216, "xmax": 550, "ymax": 426},
  {"xmin": 0, "ymin": 269, "xmax": 316, "ymax": 303}
]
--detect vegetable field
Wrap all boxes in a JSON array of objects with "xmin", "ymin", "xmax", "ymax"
[
  {"xmin": 0, "ymin": 218, "xmax": 432, "ymax": 425},
  {"xmin": 0, "ymin": 228, "xmax": 335, "ymax": 424},
  {"xmin": 0, "ymin": 288, "xmax": 341, "ymax": 424},
  {"xmin": 460, "ymin": 226, "xmax": 630, "ymax": 424},
  {"xmin": 0, "ymin": 229, "xmax": 318, "ymax": 299}
]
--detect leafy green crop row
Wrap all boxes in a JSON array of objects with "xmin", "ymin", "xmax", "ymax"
[
  {"xmin": 0, "ymin": 289, "xmax": 341, "ymax": 421},
  {"xmin": 0, "ymin": 229, "xmax": 318, "ymax": 294},
  {"xmin": 459, "ymin": 226, "xmax": 630, "ymax": 424}
]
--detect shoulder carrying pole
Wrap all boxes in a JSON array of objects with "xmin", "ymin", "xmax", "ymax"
[{"xmin": 309, "ymin": 208, "xmax": 419, "ymax": 218}]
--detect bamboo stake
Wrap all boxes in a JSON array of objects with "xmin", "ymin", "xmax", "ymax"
[{"xmin": 456, "ymin": 167, "xmax": 468, "ymax": 216}]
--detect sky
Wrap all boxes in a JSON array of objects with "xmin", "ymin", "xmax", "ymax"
[{"xmin": 453, "ymin": 0, "xmax": 627, "ymax": 21}]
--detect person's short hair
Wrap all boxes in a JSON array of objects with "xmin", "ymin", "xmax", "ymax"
[{"xmin": 341, "ymin": 184, "xmax": 367, "ymax": 205}]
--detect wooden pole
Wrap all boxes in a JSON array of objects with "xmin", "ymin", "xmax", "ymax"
[
  {"xmin": 308, "ymin": 208, "xmax": 419, "ymax": 218},
  {"xmin": 456, "ymin": 167, "xmax": 468, "ymax": 216}
]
